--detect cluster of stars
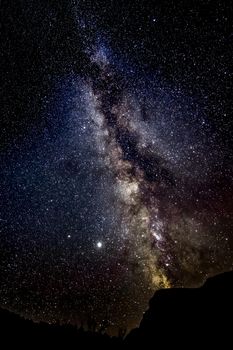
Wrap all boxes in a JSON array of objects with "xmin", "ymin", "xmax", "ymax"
[{"xmin": 0, "ymin": 0, "xmax": 232, "ymax": 335}]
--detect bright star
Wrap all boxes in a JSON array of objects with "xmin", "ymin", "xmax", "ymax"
[{"xmin": 97, "ymin": 241, "xmax": 103, "ymax": 248}]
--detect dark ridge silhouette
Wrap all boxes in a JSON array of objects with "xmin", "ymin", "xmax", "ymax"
[
  {"xmin": 125, "ymin": 271, "xmax": 233, "ymax": 346},
  {"xmin": 0, "ymin": 271, "xmax": 233, "ymax": 347},
  {"xmin": 0, "ymin": 308, "xmax": 122, "ymax": 348}
]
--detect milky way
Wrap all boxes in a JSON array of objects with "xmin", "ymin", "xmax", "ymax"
[{"xmin": 1, "ymin": 1, "xmax": 233, "ymax": 334}]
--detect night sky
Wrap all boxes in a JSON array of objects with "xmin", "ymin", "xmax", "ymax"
[{"xmin": 1, "ymin": 0, "xmax": 233, "ymax": 333}]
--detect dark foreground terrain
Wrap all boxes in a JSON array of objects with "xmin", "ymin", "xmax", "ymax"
[{"xmin": 0, "ymin": 271, "xmax": 232, "ymax": 347}]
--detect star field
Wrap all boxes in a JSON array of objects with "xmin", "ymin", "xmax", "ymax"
[{"xmin": 1, "ymin": 0, "xmax": 233, "ymax": 334}]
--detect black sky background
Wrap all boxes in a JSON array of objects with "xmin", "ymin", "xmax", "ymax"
[
  {"xmin": 1, "ymin": 0, "xmax": 233, "ymax": 150},
  {"xmin": 1, "ymin": 0, "xmax": 233, "ymax": 332}
]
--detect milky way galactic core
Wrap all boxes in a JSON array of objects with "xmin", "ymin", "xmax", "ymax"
[{"xmin": 1, "ymin": 1, "xmax": 233, "ymax": 333}]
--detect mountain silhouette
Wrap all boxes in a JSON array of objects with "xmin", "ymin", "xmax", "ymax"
[
  {"xmin": 125, "ymin": 271, "xmax": 233, "ymax": 347},
  {"xmin": 0, "ymin": 271, "xmax": 232, "ymax": 347},
  {"xmin": 0, "ymin": 308, "xmax": 121, "ymax": 348}
]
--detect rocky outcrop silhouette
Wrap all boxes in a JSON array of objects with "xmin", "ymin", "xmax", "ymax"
[{"xmin": 125, "ymin": 271, "xmax": 233, "ymax": 346}]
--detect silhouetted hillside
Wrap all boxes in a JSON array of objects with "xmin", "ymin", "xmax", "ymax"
[
  {"xmin": 0, "ymin": 308, "xmax": 122, "ymax": 348},
  {"xmin": 0, "ymin": 271, "xmax": 233, "ymax": 347},
  {"xmin": 126, "ymin": 271, "xmax": 233, "ymax": 346}
]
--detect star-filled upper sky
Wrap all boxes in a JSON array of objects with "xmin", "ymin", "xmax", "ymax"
[{"xmin": 1, "ymin": 0, "xmax": 233, "ymax": 333}]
